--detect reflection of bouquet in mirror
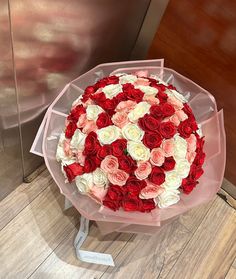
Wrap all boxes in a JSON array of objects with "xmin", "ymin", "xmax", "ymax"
[
  {"xmin": 57, "ymin": 71, "xmax": 205, "ymax": 212},
  {"xmin": 31, "ymin": 59, "xmax": 225, "ymax": 234}
]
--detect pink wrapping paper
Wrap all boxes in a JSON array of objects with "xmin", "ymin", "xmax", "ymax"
[{"xmin": 31, "ymin": 59, "xmax": 226, "ymax": 235}]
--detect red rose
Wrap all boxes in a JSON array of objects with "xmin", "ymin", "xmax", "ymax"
[
  {"xmin": 83, "ymin": 156, "xmax": 97, "ymax": 173},
  {"xmin": 161, "ymin": 103, "xmax": 175, "ymax": 117},
  {"xmin": 91, "ymin": 92, "xmax": 106, "ymax": 105},
  {"xmin": 181, "ymin": 178, "xmax": 198, "ymax": 194},
  {"xmin": 102, "ymin": 99, "xmax": 117, "ymax": 115},
  {"xmin": 67, "ymin": 104, "xmax": 86, "ymax": 122},
  {"xmin": 85, "ymin": 85, "xmax": 95, "ymax": 95},
  {"xmin": 125, "ymin": 176, "xmax": 146, "ymax": 196},
  {"xmin": 183, "ymin": 103, "xmax": 193, "ymax": 117},
  {"xmin": 106, "ymin": 184, "xmax": 125, "ymax": 201},
  {"xmin": 178, "ymin": 119, "xmax": 197, "ymax": 138},
  {"xmin": 102, "ymin": 200, "xmax": 120, "ymax": 211},
  {"xmin": 82, "ymin": 86, "xmax": 95, "ymax": 102},
  {"xmin": 83, "ymin": 131, "xmax": 100, "ymax": 156},
  {"xmin": 119, "ymin": 155, "xmax": 137, "ymax": 173},
  {"xmin": 65, "ymin": 122, "xmax": 77, "ymax": 139},
  {"xmin": 189, "ymin": 164, "xmax": 204, "ymax": 180},
  {"xmin": 111, "ymin": 139, "xmax": 127, "ymax": 157},
  {"xmin": 159, "ymin": 121, "xmax": 176, "ymax": 139},
  {"xmin": 140, "ymin": 199, "xmax": 156, "ymax": 212},
  {"xmin": 196, "ymin": 135, "xmax": 205, "ymax": 150},
  {"xmin": 162, "ymin": 156, "xmax": 176, "ymax": 171},
  {"xmin": 149, "ymin": 166, "xmax": 165, "ymax": 185},
  {"xmin": 143, "ymin": 132, "xmax": 162, "ymax": 149},
  {"xmin": 63, "ymin": 163, "xmax": 83, "ymax": 182},
  {"xmin": 97, "ymin": 145, "xmax": 111, "ymax": 160},
  {"xmin": 150, "ymin": 105, "xmax": 163, "ymax": 120},
  {"xmin": 193, "ymin": 150, "xmax": 205, "ymax": 166},
  {"xmin": 105, "ymin": 75, "xmax": 119, "ymax": 85},
  {"xmin": 122, "ymin": 196, "xmax": 141, "ymax": 211},
  {"xmin": 115, "ymin": 92, "xmax": 127, "ymax": 103},
  {"xmin": 103, "ymin": 184, "xmax": 125, "ymax": 211},
  {"xmin": 123, "ymin": 83, "xmax": 144, "ymax": 103},
  {"xmin": 157, "ymin": 91, "xmax": 168, "ymax": 103},
  {"xmin": 96, "ymin": 112, "xmax": 112, "ymax": 128},
  {"xmin": 138, "ymin": 114, "xmax": 159, "ymax": 132},
  {"xmin": 167, "ymin": 84, "xmax": 176, "ymax": 90}
]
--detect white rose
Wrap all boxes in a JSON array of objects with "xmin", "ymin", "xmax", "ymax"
[
  {"xmin": 70, "ymin": 129, "xmax": 86, "ymax": 150},
  {"xmin": 119, "ymin": 74, "xmax": 137, "ymax": 84},
  {"xmin": 127, "ymin": 141, "xmax": 150, "ymax": 161},
  {"xmin": 135, "ymin": 85, "xmax": 158, "ymax": 96},
  {"xmin": 157, "ymin": 189, "xmax": 180, "ymax": 208},
  {"xmin": 92, "ymin": 168, "xmax": 108, "ymax": 187},
  {"xmin": 86, "ymin": 104, "xmax": 103, "ymax": 121},
  {"xmin": 166, "ymin": 89, "xmax": 187, "ymax": 103},
  {"xmin": 75, "ymin": 173, "xmax": 93, "ymax": 194},
  {"xmin": 97, "ymin": 125, "xmax": 120, "ymax": 145},
  {"xmin": 173, "ymin": 135, "xmax": 188, "ymax": 159},
  {"xmin": 102, "ymin": 84, "xmax": 123, "ymax": 99},
  {"xmin": 128, "ymin": 102, "xmax": 151, "ymax": 123},
  {"xmin": 122, "ymin": 123, "xmax": 144, "ymax": 142},
  {"xmin": 164, "ymin": 171, "xmax": 182, "ymax": 189},
  {"xmin": 175, "ymin": 158, "xmax": 191, "ymax": 178}
]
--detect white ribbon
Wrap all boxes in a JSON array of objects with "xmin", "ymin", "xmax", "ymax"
[
  {"xmin": 63, "ymin": 197, "xmax": 115, "ymax": 266},
  {"xmin": 74, "ymin": 215, "xmax": 115, "ymax": 266}
]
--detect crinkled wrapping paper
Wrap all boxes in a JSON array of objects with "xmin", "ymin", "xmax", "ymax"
[{"xmin": 31, "ymin": 59, "xmax": 226, "ymax": 235}]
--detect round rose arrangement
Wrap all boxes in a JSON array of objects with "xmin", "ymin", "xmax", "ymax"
[{"xmin": 56, "ymin": 73, "xmax": 205, "ymax": 212}]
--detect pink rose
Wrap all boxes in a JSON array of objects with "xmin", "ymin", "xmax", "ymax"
[
  {"xmin": 139, "ymin": 183, "xmax": 164, "ymax": 199},
  {"xmin": 63, "ymin": 139, "xmax": 72, "ymax": 157},
  {"xmin": 101, "ymin": 155, "xmax": 119, "ymax": 173},
  {"xmin": 175, "ymin": 110, "xmax": 188, "ymax": 121},
  {"xmin": 82, "ymin": 120, "xmax": 97, "ymax": 134},
  {"xmin": 135, "ymin": 161, "xmax": 152, "ymax": 180},
  {"xmin": 186, "ymin": 134, "xmax": 197, "ymax": 152},
  {"xmin": 150, "ymin": 148, "xmax": 165, "ymax": 166},
  {"xmin": 170, "ymin": 114, "xmax": 180, "ymax": 126},
  {"xmin": 134, "ymin": 70, "xmax": 148, "ymax": 77},
  {"xmin": 77, "ymin": 113, "xmax": 87, "ymax": 128},
  {"xmin": 111, "ymin": 111, "xmax": 128, "ymax": 128},
  {"xmin": 167, "ymin": 95, "xmax": 183, "ymax": 110},
  {"xmin": 161, "ymin": 139, "xmax": 174, "ymax": 157},
  {"xmin": 134, "ymin": 78, "xmax": 150, "ymax": 86},
  {"xmin": 143, "ymin": 95, "xmax": 160, "ymax": 105},
  {"xmin": 89, "ymin": 186, "xmax": 108, "ymax": 204},
  {"xmin": 76, "ymin": 150, "xmax": 85, "ymax": 165},
  {"xmin": 186, "ymin": 151, "xmax": 196, "ymax": 164},
  {"xmin": 116, "ymin": 100, "xmax": 136, "ymax": 113},
  {"xmin": 108, "ymin": 169, "xmax": 129, "ymax": 186}
]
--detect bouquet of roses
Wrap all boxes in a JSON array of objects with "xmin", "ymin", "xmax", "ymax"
[{"xmin": 31, "ymin": 59, "xmax": 225, "ymax": 234}]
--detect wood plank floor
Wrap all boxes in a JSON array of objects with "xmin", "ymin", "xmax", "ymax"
[{"xmin": 0, "ymin": 169, "xmax": 235, "ymax": 279}]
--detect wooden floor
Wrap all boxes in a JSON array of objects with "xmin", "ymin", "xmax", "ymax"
[{"xmin": 0, "ymin": 168, "xmax": 235, "ymax": 279}]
